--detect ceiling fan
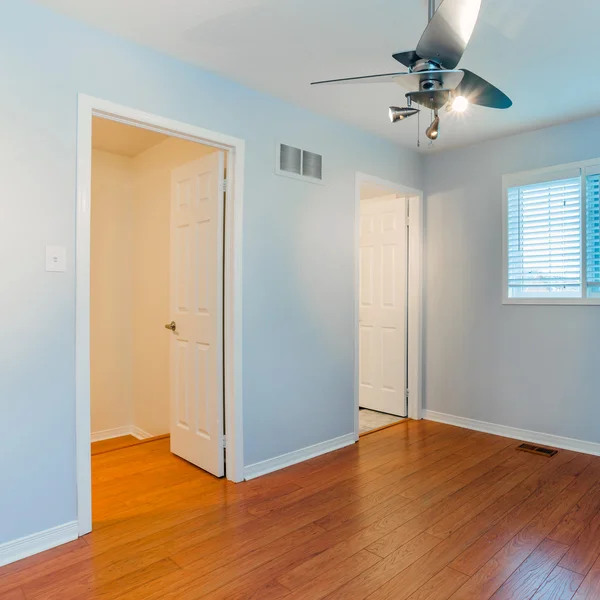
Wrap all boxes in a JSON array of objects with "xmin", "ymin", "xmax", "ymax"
[{"xmin": 311, "ymin": 0, "xmax": 512, "ymax": 141}]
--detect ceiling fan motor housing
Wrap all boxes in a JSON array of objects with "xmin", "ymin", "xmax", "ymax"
[
  {"xmin": 411, "ymin": 59, "xmax": 449, "ymax": 94},
  {"xmin": 411, "ymin": 58, "xmax": 444, "ymax": 73},
  {"xmin": 420, "ymin": 78, "xmax": 443, "ymax": 91}
]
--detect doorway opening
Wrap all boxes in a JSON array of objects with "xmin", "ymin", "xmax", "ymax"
[
  {"xmin": 355, "ymin": 173, "xmax": 423, "ymax": 437},
  {"xmin": 88, "ymin": 116, "xmax": 230, "ymax": 526},
  {"xmin": 90, "ymin": 116, "xmax": 224, "ymax": 447},
  {"xmin": 76, "ymin": 95, "xmax": 245, "ymax": 536}
]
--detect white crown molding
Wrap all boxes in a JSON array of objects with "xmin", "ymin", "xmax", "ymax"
[
  {"xmin": 0, "ymin": 522, "xmax": 78, "ymax": 568},
  {"xmin": 244, "ymin": 433, "xmax": 356, "ymax": 480},
  {"xmin": 423, "ymin": 410, "xmax": 600, "ymax": 456}
]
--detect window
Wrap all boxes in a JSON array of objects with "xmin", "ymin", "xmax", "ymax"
[{"xmin": 504, "ymin": 161, "xmax": 600, "ymax": 303}]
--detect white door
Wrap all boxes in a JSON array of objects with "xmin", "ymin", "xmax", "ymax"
[
  {"xmin": 169, "ymin": 151, "xmax": 225, "ymax": 477},
  {"xmin": 359, "ymin": 194, "xmax": 408, "ymax": 416}
]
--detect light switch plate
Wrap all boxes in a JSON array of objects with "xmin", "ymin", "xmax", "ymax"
[{"xmin": 46, "ymin": 245, "xmax": 66, "ymax": 272}]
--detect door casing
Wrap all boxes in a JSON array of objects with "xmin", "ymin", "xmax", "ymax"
[
  {"xmin": 354, "ymin": 172, "xmax": 423, "ymax": 439},
  {"xmin": 76, "ymin": 94, "xmax": 245, "ymax": 536}
]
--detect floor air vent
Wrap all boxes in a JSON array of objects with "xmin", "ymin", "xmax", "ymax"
[{"xmin": 516, "ymin": 443, "xmax": 558, "ymax": 457}]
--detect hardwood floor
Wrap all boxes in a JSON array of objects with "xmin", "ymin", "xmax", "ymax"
[
  {"xmin": 91, "ymin": 435, "xmax": 140, "ymax": 456},
  {"xmin": 91, "ymin": 434, "xmax": 170, "ymax": 456},
  {"xmin": 3, "ymin": 420, "xmax": 600, "ymax": 599}
]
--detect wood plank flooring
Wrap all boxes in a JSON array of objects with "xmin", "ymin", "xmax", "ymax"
[
  {"xmin": 91, "ymin": 434, "xmax": 170, "ymax": 456},
  {"xmin": 3, "ymin": 420, "xmax": 600, "ymax": 599},
  {"xmin": 91, "ymin": 435, "xmax": 140, "ymax": 456}
]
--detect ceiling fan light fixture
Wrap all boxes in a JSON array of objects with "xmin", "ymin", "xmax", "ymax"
[
  {"xmin": 389, "ymin": 106, "xmax": 420, "ymax": 123},
  {"xmin": 451, "ymin": 95, "xmax": 469, "ymax": 112},
  {"xmin": 426, "ymin": 113, "xmax": 440, "ymax": 140}
]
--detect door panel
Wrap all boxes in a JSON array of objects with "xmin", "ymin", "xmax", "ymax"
[
  {"xmin": 359, "ymin": 194, "xmax": 407, "ymax": 417},
  {"xmin": 359, "ymin": 324, "xmax": 374, "ymax": 387},
  {"xmin": 170, "ymin": 151, "xmax": 225, "ymax": 477},
  {"xmin": 360, "ymin": 246, "xmax": 375, "ymax": 306}
]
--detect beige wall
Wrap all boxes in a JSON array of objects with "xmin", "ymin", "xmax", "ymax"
[
  {"xmin": 90, "ymin": 150, "xmax": 134, "ymax": 434},
  {"xmin": 91, "ymin": 137, "xmax": 218, "ymax": 438}
]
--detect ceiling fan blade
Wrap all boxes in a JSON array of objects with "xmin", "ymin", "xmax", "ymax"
[
  {"xmin": 455, "ymin": 70, "xmax": 512, "ymax": 108},
  {"xmin": 391, "ymin": 50, "xmax": 420, "ymax": 68},
  {"xmin": 311, "ymin": 72, "xmax": 408, "ymax": 86},
  {"xmin": 312, "ymin": 69, "xmax": 463, "ymax": 91},
  {"xmin": 416, "ymin": 0, "xmax": 481, "ymax": 69}
]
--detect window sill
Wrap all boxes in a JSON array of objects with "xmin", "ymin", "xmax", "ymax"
[{"xmin": 502, "ymin": 297, "xmax": 600, "ymax": 306}]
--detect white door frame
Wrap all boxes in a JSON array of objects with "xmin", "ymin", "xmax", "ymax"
[
  {"xmin": 354, "ymin": 172, "xmax": 423, "ymax": 439},
  {"xmin": 75, "ymin": 94, "xmax": 245, "ymax": 536}
]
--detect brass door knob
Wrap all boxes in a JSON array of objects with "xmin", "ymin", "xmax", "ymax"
[{"xmin": 164, "ymin": 321, "xmax": 176, "ymax": 331}]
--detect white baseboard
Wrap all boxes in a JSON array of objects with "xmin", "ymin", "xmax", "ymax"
[
  {"xmin": 244, "ymin": 433, "xmax": 356, "ymax": 480},
  {"xmin": 91, "ymin": 425, "xmax": 153, "ymax": 443},
  {"xmin": 90, "ymin": 426, "xmax": 132, "ymax": 442},
  {"xmin": 423, "ymin": 410, "xmax": 600, "ymax": 457},
  {"xmin": 130, "ymin": 426, "xmax": 153, "ymax": 440},
  {"xmin": 0, "ymin": 521, "xmax": 78, "ymax": 568}
]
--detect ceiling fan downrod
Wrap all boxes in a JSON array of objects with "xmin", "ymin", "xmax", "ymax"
[{"xmin": 428, "ymin": 0, "xmax": 436, "ymax": 22}]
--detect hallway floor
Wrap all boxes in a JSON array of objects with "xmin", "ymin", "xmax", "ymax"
[
  {"xmin": 2, "ymin": 421, "xmax": 600, "ymax": 599},
  {"xmin": 359, "ymin": 407, "xmax": 406, "ymax": 434}
]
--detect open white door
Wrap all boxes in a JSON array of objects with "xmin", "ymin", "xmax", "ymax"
[
  {"xmin": 359, "ymin": 194, "xmax": 408, "ymax": 417},
  {"xmin": 169, "ymin": 151, "xmax": 225, "ymax": 477}
]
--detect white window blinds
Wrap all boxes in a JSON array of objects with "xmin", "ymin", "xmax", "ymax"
[
  {"xmin": 586, "ymin": 173, "xmax": 600, "ymax": 292},
  {"xmin": 507, "ymin": 177, "xmax": 582, "ymax": 297}
]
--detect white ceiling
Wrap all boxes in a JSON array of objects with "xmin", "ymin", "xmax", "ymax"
[
  {"xmin": 360, "ymin": 182, "xmax": 398, "ymax": 200},
  {"xmin": 92, "ymin": 117, "xmax": 168, "ymax": 157},
  {"xmin": 37, "ymin": 0, "xmax": 600, "ymax": 151}
]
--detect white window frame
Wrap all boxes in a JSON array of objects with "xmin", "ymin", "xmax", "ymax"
[{"xmin": 502, "ymin": 158, "xmax": 600, "ymax": 305}]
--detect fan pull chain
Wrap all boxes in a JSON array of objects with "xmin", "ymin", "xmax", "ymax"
[{"xmin": 417, "ymin": 109, "xmax": 420, "ymax": 148}]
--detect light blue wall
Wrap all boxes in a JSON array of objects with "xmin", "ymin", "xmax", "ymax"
[
  {"xmin": 423, "ymin": 115, "xmax": 600, "ymax": 445},
  {"xmin": 0, "ymin": 0, "xmax": 422, "ymax": 544}
]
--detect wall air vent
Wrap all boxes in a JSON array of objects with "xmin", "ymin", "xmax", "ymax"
[
  {"xmin": 276, "ymin": 143, "xmax": 323, "ymax": 185},
  {"xmin": 516, "ymin": 443, "xmax": 558, "ymax": 457}
]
